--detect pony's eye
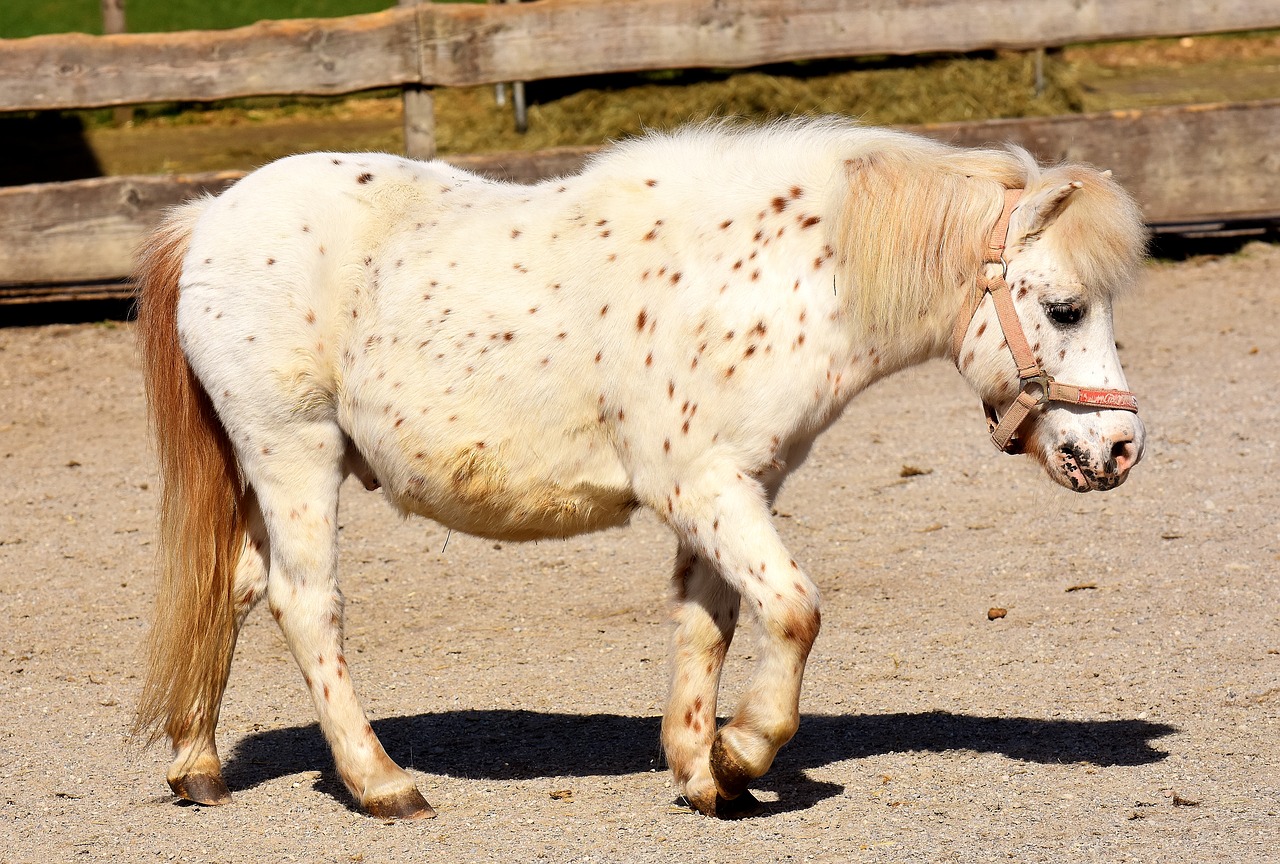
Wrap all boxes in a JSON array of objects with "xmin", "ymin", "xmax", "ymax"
[{"xmin": 1045, "ymin": 302, "xmax": 1084, "ymax": 326}]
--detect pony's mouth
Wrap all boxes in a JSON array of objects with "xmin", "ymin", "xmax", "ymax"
[
  {"xmin": 1057, "ymin": 447, "xmax": 1093, "ymax": 492},
  {"xmin": 1054, "ymin": 440, "xmax": 1127, "ymax": 493}
]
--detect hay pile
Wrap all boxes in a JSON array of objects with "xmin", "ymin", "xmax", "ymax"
[{"xmin": 433, "ymin": 51, "xmax": 1082, "ymax": 153}]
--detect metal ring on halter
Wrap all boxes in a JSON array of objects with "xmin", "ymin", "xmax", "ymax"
[{"xmin": 1019, "ymin": 371, "xmax": 1052, "ymax": 407}]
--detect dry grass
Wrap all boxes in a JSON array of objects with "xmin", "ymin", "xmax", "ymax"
[{"xmin": 432, "ymin": 52, "xmax": 1081, "ymax": 153}]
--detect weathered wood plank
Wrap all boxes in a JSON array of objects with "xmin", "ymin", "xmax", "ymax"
[
  {"xmin": 0, "ymin": 282, "xmax": 134, "ymax": 305},
  {"xmin": 3, "ymin": 0, "xmax": 1279, "ymax": 110},
  {"xmin": 2, "ymin": 102, "xmax": 1277, "ymax": 296},
  {"xmin": 913, "ymin": 100, "xmax": 1280, "ymax": 226},
  {"xmin": 422, "ymin": 0, "xmax": 1280, "ymax": 87},
  {"xmin": 447, "ymin": 145, "xmax": 597, "ymax": 184},
  {"xmin": 0, "ymin": 172, "xmax": 243, "ymax": 287},
  {"xmin": 0, "ymin": 11, "xmax": 420, "ymax": 110}
]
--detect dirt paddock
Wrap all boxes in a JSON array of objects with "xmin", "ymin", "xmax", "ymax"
[{"xmin": 1, "ymin": 244, "xmax": 1277, "ymax": 862}]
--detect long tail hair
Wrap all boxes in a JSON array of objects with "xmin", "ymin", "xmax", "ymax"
[{"xmin": 132, "ymin": 200, "xmax": 246, "ymax": 747}]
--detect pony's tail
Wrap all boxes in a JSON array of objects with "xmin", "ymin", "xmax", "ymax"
[{"xmin": 132, "ymin": 200, "xmax": 246, "ymax": 748}]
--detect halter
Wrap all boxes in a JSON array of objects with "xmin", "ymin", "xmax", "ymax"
[{"xmin": 951, "ymin": 189, "xmax": 1139, "ymax": 453}]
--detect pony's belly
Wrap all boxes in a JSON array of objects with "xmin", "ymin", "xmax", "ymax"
[
  {"xmin": 345, "ymin": 393, "xmax": 637, "ymax": 541},
  {"xmin": 380, "ymin": 441, "xmax": 639, "ymax": 541}
]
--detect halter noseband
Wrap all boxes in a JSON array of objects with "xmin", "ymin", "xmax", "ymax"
[{"xmin": 951, "ymin": 188, "xmax": 1139, "ymax": 453}]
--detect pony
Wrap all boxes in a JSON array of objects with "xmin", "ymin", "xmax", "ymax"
[{"xmin": 133, "ymin": 118, "xmax": 1146, "ymax": 820}]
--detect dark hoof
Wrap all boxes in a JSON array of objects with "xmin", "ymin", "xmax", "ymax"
[
  {"xmin": 364, "ymin": 787, "xmax": 437, "ymax": 820},
  {"xmin": 169, "ymin": 773, "xmax": 233, "ymax": 806},
  {"xmin": 709, "ymin": 732, "xmax": 753, "ymax": 801},
  {"xmin": 681, "ymin": 789, "xmax": 764, "ymax": 820},
  {"xmin": 714, "ymin": 789, "xmax": 764, "ymax": 820}
]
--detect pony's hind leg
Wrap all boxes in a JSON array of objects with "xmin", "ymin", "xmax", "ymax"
[
  {"xmin": 166, "ymin": 492, "xmax": 270, "ymax": 805},
  {"xmin": 245, "ymin": 423, "xmax": 434, "ymax": 819},
  {"xmin": 662, "ymin": 547, "xmax": 742, "ymax": 816}
]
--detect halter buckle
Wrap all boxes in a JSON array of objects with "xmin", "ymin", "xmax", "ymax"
[{"xmin": 1019, "ymin": 371, "xmax": 1053, "ymax": 407}]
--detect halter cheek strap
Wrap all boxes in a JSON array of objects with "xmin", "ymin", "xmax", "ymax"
[{"xmin": 952, "ymin": 189, "xmax": 1139, "ymax": 453}]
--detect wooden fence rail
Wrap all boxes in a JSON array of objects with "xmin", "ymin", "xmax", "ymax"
[
  {"xmin": 5, "ymin": 99, "xmax": 1278, "ymax": 303},
  {"xmin": 4, "ymin": 0, "xmax": 1280, "ymax": 111}
]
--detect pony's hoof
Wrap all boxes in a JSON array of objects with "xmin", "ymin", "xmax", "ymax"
[
  {"xmin": 708, "ymin": 731, "xmax": 754, "ymax": 801},
  {"xmin": 168, "ymin": 773, "xmax": 233, "ymax": 806},
  {"xmin": 682, "ymin": 789, "xmax": 764, "ymax": 820},
  {"xmin": 363, "ymin": 787, "xmax": 437, "ymax": 820},
  {"xmin": 683, "ymin": 782, "xmax": 718, "ymax": 817}
]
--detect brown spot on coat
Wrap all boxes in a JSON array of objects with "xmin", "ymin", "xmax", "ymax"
[{"xmin": 781, "ymin": 607, "xmax": 821, "ymax": 648}]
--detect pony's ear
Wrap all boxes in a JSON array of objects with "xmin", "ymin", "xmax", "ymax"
[{"xmin": 1010, "ymin": 180, "xmax": 1083, "ymax": 243}]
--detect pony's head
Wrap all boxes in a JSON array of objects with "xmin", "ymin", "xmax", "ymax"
[
  {"xmin": 834, "ymin": 133, "xmax": 1145, "ymax": 492},
  {"xmin": 954, "ymin": 165, "xmax": 1147, "ymax": 492}
]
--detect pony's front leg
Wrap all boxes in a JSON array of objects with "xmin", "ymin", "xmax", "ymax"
[
  {"xmin": 662, "ymin": 546, "xmax": 740, "ymax": 816},
  {"xmin": 662, "ymin": 467, "xmax": 821, "ymax": 814}
]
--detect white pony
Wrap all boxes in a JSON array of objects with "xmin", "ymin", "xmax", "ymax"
[{"xmin": 134, "ymin": 118, "xmax": 1146, "ymax": 820}]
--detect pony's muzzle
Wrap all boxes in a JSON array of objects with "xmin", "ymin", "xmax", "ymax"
[{"xmin": 1093, "ymin": 415, "xmax": 1145, "ymax": 491}]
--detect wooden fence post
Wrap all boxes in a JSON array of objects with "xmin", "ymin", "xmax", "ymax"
[
  {"xmin": 101, "ymin": 0, "xmax": 133, "ymax": 125},
  {"xmin": 494, "ymin": 0, "xmax": 528, "ymax": 133},
  {"xmin": 400, "ymin": 0, "xmax": 437, "ymax": 160}
]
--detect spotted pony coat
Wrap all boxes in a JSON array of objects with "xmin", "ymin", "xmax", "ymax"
[{"xmin": 134, "ymin": 118, "xmax": 1146, "ymax": 819}]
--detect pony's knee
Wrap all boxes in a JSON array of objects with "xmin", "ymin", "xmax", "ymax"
[{"xmin": 771, "ymin": 602, "xmax": 821, "ymax": 654}]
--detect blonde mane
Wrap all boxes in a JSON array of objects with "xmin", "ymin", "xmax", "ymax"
[{"xmin": 833, "ymin": 136, "xmax": 1146, "ymax": 337}]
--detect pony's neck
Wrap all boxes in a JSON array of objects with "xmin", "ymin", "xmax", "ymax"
[{"xmin": 841, "ymin": 276, "xmax": 975, "ymax": 376}]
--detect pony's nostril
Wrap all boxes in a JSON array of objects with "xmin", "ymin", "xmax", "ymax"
[{"xmin": 1111, "ymin": 438, "xmax": 1137, "ymax": 475}]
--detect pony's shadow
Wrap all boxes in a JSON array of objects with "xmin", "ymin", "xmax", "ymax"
[{"xmin": 222, "ymin": 710, "xmax": 1176, "ymax": 815}]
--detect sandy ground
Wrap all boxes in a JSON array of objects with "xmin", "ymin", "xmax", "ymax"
[{"xmin": 1, "ymin": 244, "xmax": 1277, "ymax": 862}]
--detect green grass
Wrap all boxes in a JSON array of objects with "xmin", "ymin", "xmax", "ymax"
[{"xmin": 0, "ymin": 0, "xmax": 476, "ymax": 39}]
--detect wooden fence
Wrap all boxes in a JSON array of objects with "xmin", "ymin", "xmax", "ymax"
[
  {"xmin": 2, "ymin": 0, "xmax": 1279, "ymax": 303},
  {"xmin": 8, "ymin": 0, "xmax": 1279, "ymax": 112}
]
